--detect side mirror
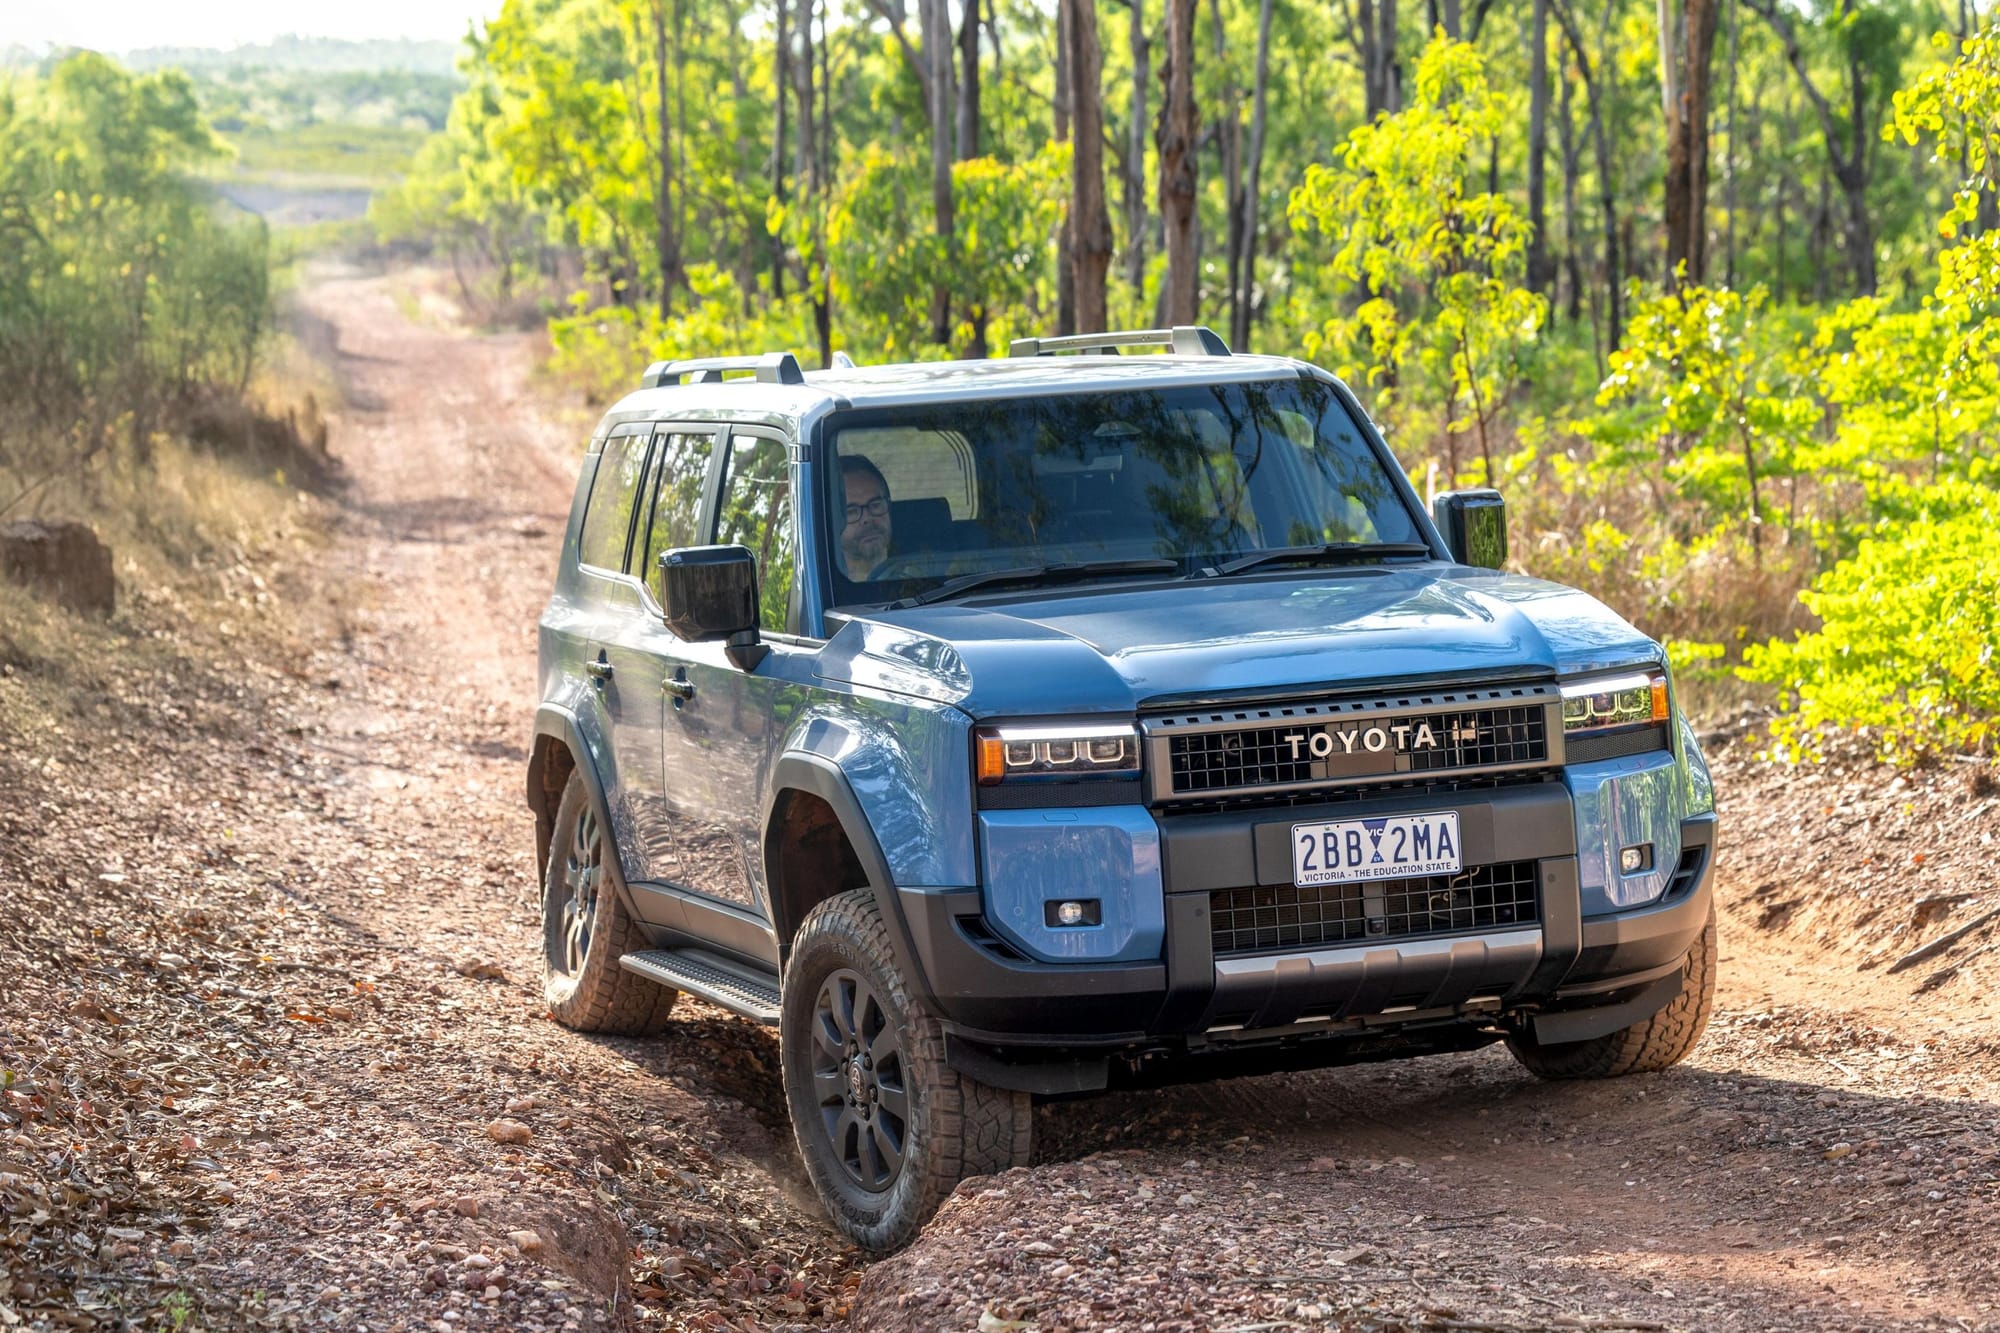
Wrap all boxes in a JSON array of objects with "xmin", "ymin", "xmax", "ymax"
[
  {"xmin": 658, "ymin": 545, "xmax": 769, "ymax": 670},
  {"xmin": 1432, "ymin": 489, "xmax": 1508, "ymax": 569}
]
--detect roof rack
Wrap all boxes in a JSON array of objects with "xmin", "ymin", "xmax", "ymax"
[
  {"xmin": 640, "ymin": 352, "xmax": 806, "ymax": 388},
  {"xmin": 1007, "ymin": 325, "xmax": 1232, "ymax": 358}
]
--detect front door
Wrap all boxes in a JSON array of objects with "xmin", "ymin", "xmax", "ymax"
[{"xmin": 661, "ymin": 425, "xmax": 811, "ymax": 920}]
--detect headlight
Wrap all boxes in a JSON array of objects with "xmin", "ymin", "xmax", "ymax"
[
  {"xmin": 975, "ymin": 723, "xmax": 1141, "ymax": 785},
  {"xmin": 1560, "ymin": 671, "xmax": 1669, "ymax": 735}
]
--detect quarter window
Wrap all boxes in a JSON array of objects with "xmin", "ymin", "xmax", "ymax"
[
  {"xmin": 636, "ymin": 430, "xmax": 717, "ymax": 598},
  {"xmin": 576, "ymin": 429, "xmax": 651, "ymax": 571},
  {"xmin": 716, "ymin": 434, "xmax": 795, "ymax": 633}
]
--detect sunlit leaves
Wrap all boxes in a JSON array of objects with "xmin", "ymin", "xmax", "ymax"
[
  {"xmin": 1743, "ymin": 479, "xmax": 2000, "ymax": 762},
  {"xmin": 1286, "ymin": 34, "xmax": 1546, "ymax": 484}
]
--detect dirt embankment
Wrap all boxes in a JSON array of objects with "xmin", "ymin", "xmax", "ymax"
[{"xmin": 4, "ymin": 268, "xmax": 1998, "ymax": 1333}]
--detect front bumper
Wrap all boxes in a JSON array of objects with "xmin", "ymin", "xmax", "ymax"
[{"xmin": 900, "ymin": 797, "xmax": 1715, "ymax": 1079}]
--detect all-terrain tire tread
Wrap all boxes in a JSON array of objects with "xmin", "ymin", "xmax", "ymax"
[
  {"xmin": 1507, "ymin": 904, "xmax": 1716, "ymax": 1081},
  {"xmin": 542, "ymin": 774, "xmax": 678, "ymax": 1037},
  {"xmin": 784, "ymin": 889, "xmax": 1031, "ymax": 1253}
]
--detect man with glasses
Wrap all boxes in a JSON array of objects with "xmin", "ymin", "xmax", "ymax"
[{"xmin": 839, "ymin": 455, "xmax": 894, "ymax": 580}]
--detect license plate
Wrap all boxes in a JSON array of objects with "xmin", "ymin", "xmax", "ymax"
[{"xmin": 1292, "ymin": 812, "xmax": 1462, "ymax": 886}]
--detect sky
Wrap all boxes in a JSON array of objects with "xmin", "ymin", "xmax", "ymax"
[{"xmin": 0, "ymin": 0, "xmax": 501, "ymax": 54}]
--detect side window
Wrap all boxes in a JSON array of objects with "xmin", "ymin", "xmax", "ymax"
[
  {"xmin": 636, "ymin": 430, "xmax": 716, "ymax": 599},
  {"xmin": 576, "ymin": 429, "xmax": 651, "ymax": 571},
  {"xmin": 715, "ymin": 434, "xmax": 795, "ymax": 633}
]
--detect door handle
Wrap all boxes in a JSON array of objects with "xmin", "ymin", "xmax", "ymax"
[
  {"xmin": 664, "ymin": 676, "xmax": 695, "ymax": 701},
  {"xmin": 585, "ymin": 653, "xmax": 613, "ymax": 683}
]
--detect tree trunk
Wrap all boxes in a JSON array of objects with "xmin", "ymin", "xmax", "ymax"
[
  {"xmin": 1723, "ymin": 0, "xmax": 1737, "ymax": 288},
  {"xmin": 1527, "ymin": 0, "xmax": 1551, "ymax": 297},
  {"xmin": 1232, "ymin": 0, "xmax": 1274, "ymax": 352},
  {"xmin": 1157, "ymin": 0, "xmax": 1199, "ymax": 324},
  {"xmin": 1661, "ymin": 0, "xmax": 1721, "ymax": 288},
  {"xmin": 1357, "ymin": 0, "xmax": 1402, "ymax": 120},
  {"xmin": 1556, "ymin": 53, "xmax": 1586, "ymax": 328},
  {"xmin": 1551, "ymin": 0, "xmax": 1621, "ymax": 346},
  {"xmin": 1211, "ymin": 0, "xmax": 1242, "ymax": 345},
  {"xmin": 1065, "ymin": 0, "xmax": 1114, "ymax": 331},
  {"xmin": 920, "ymin": 0, "xmax": 957, "ymax": 344},
  {"xmin": 773, "ymin": 0, "xmax": 789, "ymax": 299},
  {"xmin": 1743, "ymin": 0, "xmax": 1875, "ymax": 293},
  {"xmin": 958, "ymin": 0, "xmax": 980, "ymax": 159},
  {"xmin": 1125, "ymin": 0, "xmax": 1150, "ymax": 297},
  {"xmin": 664, "ymin": 0, "xmax": 688, "ymax": 320},
  {"xmin": 1055, "ymin": 6, "xmax": 1075, "ymax": 334},
  {"xmin": 1439, "ymin": 0, "xmax": 1462, "ymax": 38}
]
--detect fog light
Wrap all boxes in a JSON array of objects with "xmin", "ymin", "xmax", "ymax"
[
  {"xmin": 1619, "ymin": 844, "xmax": 1653, "ymax": 874},
  {"xmin": 1045, "ymin": 899, "xmax": 1101, "ymax": 928}
]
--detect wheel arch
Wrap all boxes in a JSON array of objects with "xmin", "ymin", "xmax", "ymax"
[
  {"xmin": 528, "ymin": 705, "xmax": 646, "ymax": 925},
  {"xmin": 762, "ymin": 751, "xmax": 929, "ymax": 987}
]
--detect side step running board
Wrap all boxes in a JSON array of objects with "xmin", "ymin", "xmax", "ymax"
[{"xmin": 620, "ymin": 948, "xmax": 781, "ymax": 1025}]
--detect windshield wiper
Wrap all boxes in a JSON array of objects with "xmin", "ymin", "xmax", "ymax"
[
  {"xmin": 892, "ymin": 559, "xmax": 1182, "ymax": 608},
  {"xmin": 1206, "ymin": 541, "xmax": 1431, "ymax": 578}
]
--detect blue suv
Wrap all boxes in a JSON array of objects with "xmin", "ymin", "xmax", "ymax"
[{"xmin": 526, "ymin": 329, "xmax": 1718, "ymax": 1252}]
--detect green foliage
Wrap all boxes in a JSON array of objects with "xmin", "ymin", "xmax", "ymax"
[
  {"xmin": 547, "ymin": 266, "xmax": 819, "ymax": 404},
  {"xmin": 1589, "ymin": 281, "xmax": 1819, "ymax": 549},
  {"xmin": 828, "ymin": 144, "xmax": 1066, "ymax": 359},
  {"xmin": 1287, "ymin": 35, "xmax": 1547, "ymax": 484},
  {"xmin": 1742, "ymin": 480, "xmax": 2000, "ymax": 761},
  {"xmin": 0, "ymin": 52, "xmax": 272, "ymax": 502}
]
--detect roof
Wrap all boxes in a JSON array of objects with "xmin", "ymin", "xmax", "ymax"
[{"xmin": 600, "ymin": 352, "xmax": 1318, "ymax": 424}]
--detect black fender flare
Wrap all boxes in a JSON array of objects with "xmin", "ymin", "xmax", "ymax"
[
  {"xmin": 528, "ymin": 705, "xmax": 648, "ymax": 928},
  {"xmin": 762, "ymin": 750, "xmax": 932, "ymax": 996}
]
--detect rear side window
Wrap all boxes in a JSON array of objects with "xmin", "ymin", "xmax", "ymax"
[
  {"xmin": 715, "ymin": 433, "xmax": 795, "ymax": 633},
  {"xmin": 635, "ymin": 430, "xmax": 717, "ymax": 598},
  {"xmin": 576, "ymin": 430, "xmax": 651, "ymax": 571}
]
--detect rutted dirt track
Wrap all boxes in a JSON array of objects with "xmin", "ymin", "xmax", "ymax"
[{"xmin": 3, "ymin": 270, "xmax": 1998, "ymax": 1332}]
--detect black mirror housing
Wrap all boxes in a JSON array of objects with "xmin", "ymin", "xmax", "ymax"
[
  {"xmin": 1432, "ymin": 489, "xmax": 1508, "ymax": 569},
  {"xmin": 659, "ymin": 545, "xmax": 759, "ymax": 642}
]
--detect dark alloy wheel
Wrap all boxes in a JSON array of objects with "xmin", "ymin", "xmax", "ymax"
[
  {"xmin": 781, "ymin": 889, "xmax": 1031, "ymax": 1253},
  {"xmin": 808, "ymin": 968, "xmax": 911, "ymax": 1193},
  {"xmin": 540, "ymin": 770, "xmax": 677, "ymax": 1035},
  {"xmin": 549, "ymin": 798, "xmax": 603, "ymax": 981}
]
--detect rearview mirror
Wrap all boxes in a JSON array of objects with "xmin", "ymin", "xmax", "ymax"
[
  {"xmin": 658, "ymin": 545, "xmax": 768, "ymax": 670},
  {"xmin": 1431, "ymin": 490, "xmax": 1508, "ymax": 569}
]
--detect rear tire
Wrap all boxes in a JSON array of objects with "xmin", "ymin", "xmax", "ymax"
[
  {"xmin": 781, "ymin": 889, "xmax": 1031, "ymax": 1253},
  {"xmin": 1506, "ymin": 903, "xmax": 1716, "ymax": 1080},
  {"xmin": 541, "ymin": 771, "xmax": 677, "ymax": 1035}
]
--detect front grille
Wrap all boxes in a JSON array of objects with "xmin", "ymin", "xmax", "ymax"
[
  {"xmin": 1166, "ymin": 771, "xmax": 1558, "ymax": 818},
  {"xmin": 1147, "ymin": 684, "xmax": 1559, "ymax": 803},
  {"xmin": 1209, "ymin": 860, "xmax": 1540, "ymax": 955},
  {"xmin": 1167, "ymin": 704, "xmax": 1546, "ymax": 793}
]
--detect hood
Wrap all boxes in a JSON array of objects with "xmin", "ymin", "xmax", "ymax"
[{"xmin": 814, "ymin": 566, "xmax": 1663, "ymax": 717}]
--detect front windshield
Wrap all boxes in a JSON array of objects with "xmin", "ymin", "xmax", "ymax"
[{"xmin": 824, "ymin": 377, "xmax": 1425, "ymax": 604}]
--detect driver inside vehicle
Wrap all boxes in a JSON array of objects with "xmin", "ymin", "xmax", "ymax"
[{"xmin": 840, "ymin": 454, "xmax": 894, "ymax": 580}]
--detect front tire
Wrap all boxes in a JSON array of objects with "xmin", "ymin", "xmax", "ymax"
[
  {"xmin": 541, "ymin": 771, "xmax": 677, "ymax": 1035},
  {"xmin": 1506, "ymin": 903, "xmax": 1717, "ymax": 1080},
  {"xmin": 781, "ymin": 890, "xmax": 1031, "ymax": 1253}
]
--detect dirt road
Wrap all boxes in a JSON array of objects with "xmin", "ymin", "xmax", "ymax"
[{"xmin": 3, "ymin": 270, "xmax": 1997, "ymax": 1333}]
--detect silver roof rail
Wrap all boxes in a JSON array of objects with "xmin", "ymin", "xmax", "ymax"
[
  {"xmin": 1007, "ymin": 325, "xmax": 1231, "ymax": 358},
  {"xmin": 640, "ymin": 352, "xmax": 806, "ymax": 388}
]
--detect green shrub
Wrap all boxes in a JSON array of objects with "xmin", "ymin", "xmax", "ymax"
[{"xmin": 1741, "ymin": 480, "xmax": 2000, "ymax": 762}]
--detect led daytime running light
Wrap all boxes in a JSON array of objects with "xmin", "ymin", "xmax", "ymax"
[
  {"xmin": 975, "ymin": 723, "xmax": 1141, "ymax": 784},
  {"xmin": 1559, "ymin": 671, "xmax": 1669, "ymax": 734}
]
